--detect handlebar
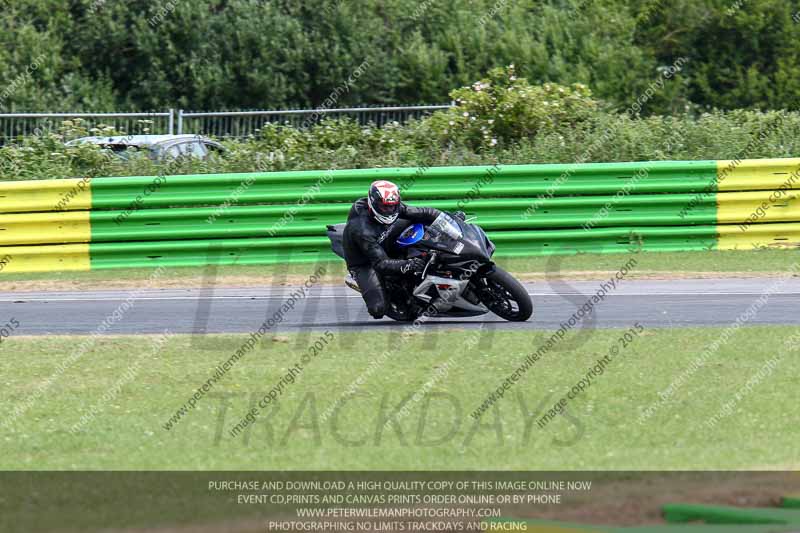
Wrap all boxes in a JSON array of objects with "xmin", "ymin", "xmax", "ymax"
[{"xmin": 421, "ymin": 252, "xmax": 437, "ymax": 278}]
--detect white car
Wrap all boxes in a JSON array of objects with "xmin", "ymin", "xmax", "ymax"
[{"xmin": 66, "ymin": 134, "xmax": 225, "ymax": 160}]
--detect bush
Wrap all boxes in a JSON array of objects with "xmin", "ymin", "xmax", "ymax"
[
  {"xmin": 1, "ymin": 82, "xmax": 799, "ymax": 182},
  {"xmin": 2, "ymin": 1, "xmax": 798, "ymax": 114},
  {"xmin": 428, "ymin": 66, "xmax": 600, "ymax": 150}
]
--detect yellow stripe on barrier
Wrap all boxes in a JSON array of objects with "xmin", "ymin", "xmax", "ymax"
[
  {"xmin": 717, "ymin": 222, "xmax": 800, "ymax": 250},
  {"xmin": 0, "ymin": 178, "xmax": 92, "ymax": 213},
  {"xmin": 0, "ymin": 211, "xmax": 91, "ymax": 245},
  {"xmin": 717, "ymin": 158, "xmax": 800, "ymax": 192},
  {"xmin": 0, "ymin": 243, "xmax": 91, "ymax": 273},
  {"xmin": 717, "ymin": 190, "xmax": 800, "ymax": 225}
]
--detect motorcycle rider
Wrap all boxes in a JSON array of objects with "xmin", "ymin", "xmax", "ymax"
[{"xmin": 342, "ymin": 180, "xmax": 442, "ymax": 319}]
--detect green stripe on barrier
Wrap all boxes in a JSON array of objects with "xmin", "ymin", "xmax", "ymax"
[
  {"xmin": 90, "ymin": 194, "xmax": 717, "ymax": 243},
  {"xmin": 88, "ymin": 161, "xmax": 720, "ymax": 210},
  {"xmin": 84, "ymin": 226, "xmax": 718, "ymax": 270},
  {"xmin": 5, "ymin": 158, "xmax": 800, "ymax": 273},
  {"xmin": 88, "ymin": 236, "xmax": 332, "ymax": 269}
]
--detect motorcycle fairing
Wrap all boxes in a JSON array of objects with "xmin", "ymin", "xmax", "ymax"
[{"xmin": 397, "ymin": 223, "xmax": 425, "ymax": 247}]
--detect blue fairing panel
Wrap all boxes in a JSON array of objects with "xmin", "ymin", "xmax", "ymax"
[{"xmin": 397, "ymin": 223, "xmax": 425, "ymax": 247}]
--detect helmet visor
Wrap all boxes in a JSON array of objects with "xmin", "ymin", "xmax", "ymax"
[{"xmin": 373, "ymin": 200, "xmax": 399, "ymax": 218}]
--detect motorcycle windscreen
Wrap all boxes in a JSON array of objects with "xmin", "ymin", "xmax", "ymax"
[
  {"xmin": 428, "ymin": 213, "xmax": 463, "ymax": 240},
  {"xmin": 421, "ymin": 213, "xmax": 466, "ymax": 254},
  {"xmin": 428, "ymin": 214, "xmax": 493, "ymax": 260}
]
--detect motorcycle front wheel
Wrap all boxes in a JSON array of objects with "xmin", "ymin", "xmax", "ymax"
[{"xmin": 477, "ymin": 266, "xmax": 533, "ymax": 322}]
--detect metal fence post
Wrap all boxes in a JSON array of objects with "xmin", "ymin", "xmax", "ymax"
[
  {"xmin": 168, "ymin": 109, "xmax": 175, "ymax": 134},
  {"xmin": 177, "ymin": 109, "xmax": 183, "ymax": 135}
]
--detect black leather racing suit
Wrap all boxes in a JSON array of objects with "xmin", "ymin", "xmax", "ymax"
[{"xmin": 343, "ymin": 198, "xmax": 441, "ymax": 318}]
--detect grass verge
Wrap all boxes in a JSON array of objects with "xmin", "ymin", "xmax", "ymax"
[
  {"xmin": 0, "ymin": 249, "xmax": 798, "ymax": 292},
  {"xmin": 2, "ymin": 325, "xmax": 797, "ymax": 470}
]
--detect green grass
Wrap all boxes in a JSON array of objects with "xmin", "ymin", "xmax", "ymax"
[
  {"xmin": 0, "ymin": 262, "xmax": 330, "ymax": 285},
  {"xmin": 1, "ymin": 249, "xmax": 799, "ymax": 287},
  {"xmin": 503, "ymin": 248, "xmax": 800, "ymax": 275},
  {"xmin": 2, "ymin": 325, "xmax": 797, "ymax": 470}
]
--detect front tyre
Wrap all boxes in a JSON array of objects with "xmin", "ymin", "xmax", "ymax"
[{"xmin": 478, "ymin": 266, "xmax": 533, "ymax": 322}]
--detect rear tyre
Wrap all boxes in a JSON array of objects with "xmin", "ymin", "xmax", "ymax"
[{"xmin": 478, "ymin": 266, "xmax": 533, "ymax": 322}]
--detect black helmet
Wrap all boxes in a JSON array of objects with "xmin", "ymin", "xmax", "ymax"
[{"xmin": 367, "ymin": 180, "xmax": 401, "ymax": 224}]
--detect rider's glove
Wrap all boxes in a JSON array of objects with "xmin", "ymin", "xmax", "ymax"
[
  {"xmin": 400, "ymin": 257, "xmax": 427, "ymax": 276},
  {"xmin": 452, "ymin": 210, "xmax": 466, "ymax": 221}
]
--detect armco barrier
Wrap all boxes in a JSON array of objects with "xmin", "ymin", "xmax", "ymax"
[{"xmin": 0, "ymin": 158, "xmax": 798, "ymax": 273}]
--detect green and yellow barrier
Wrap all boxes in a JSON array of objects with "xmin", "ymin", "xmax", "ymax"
[{"xmin": 0, "ymin": 158, "xmax": 798, "ymax": 273}]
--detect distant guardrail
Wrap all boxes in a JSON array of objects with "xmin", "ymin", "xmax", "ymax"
[
  {"xmin": 0, "ymin": 105, "xmax": 452, "ymax": 143},
  {"xmin": 0, "ymin": 158, "xmax": 798, "ymax": 274}
]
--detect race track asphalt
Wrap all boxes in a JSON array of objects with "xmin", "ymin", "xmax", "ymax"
[{"xmin": 2, "ymin": 278, "xmax": 799, "ymax": 336}]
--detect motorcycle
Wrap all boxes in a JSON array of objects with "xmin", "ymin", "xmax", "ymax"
[{"xmin": 327, "ymin": 212, "xmax": 533, "ymax": 322}]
